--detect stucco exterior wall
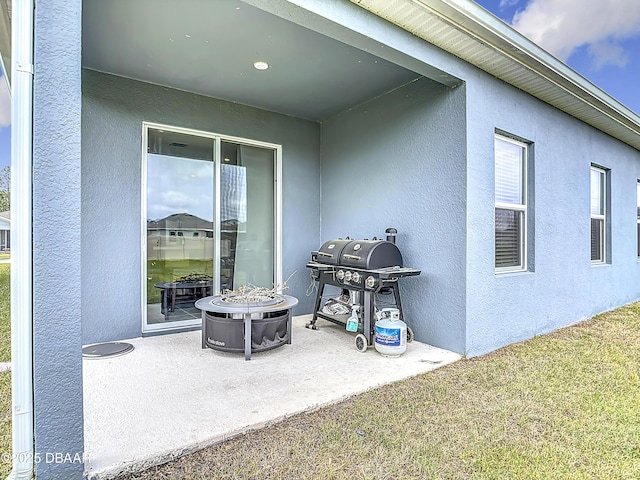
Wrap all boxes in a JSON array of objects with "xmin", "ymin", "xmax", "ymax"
[
  {"xmin": 465, "ymin": 71, "xmax": 640, "ymax": 357},
  {"xmin": 33, "ymin": 1, "xmax": 85, "ymax": 479},
  {"xmin": 320, "ymin": 77, "xmax": 468, "ymax": 354},
  {"xmin": 81, "ymin": 70, "xmax": 321, "ymax": 344}
]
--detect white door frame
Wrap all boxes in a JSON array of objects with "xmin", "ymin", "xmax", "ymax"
[{"xmin": 141, "ymin": 121, "xmax": 282, "ymax": 333}]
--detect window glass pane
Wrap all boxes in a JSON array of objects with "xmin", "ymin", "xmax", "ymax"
[
  {"xmin": 146, "ymin": 129, "xmax": 214, "ymax": 325},
  {"xmin": 591, "ymin": 218, "xmax": 604, "ymax": 262},
  {"xmin": 495, "ymin": 138, "xmax": 524, "ymax": 205},
  {"xmin": 495, "ymin": 208, "xmax": 523, "ymax": 268},
  {"xmin": 590, "ymin": 169, "xmax": 604, "ymax": 215},
  {"xmin": 220, "ymin": 141, "xmax": 274, "ymax": 291}
]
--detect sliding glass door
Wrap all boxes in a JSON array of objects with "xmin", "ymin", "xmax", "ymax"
[
  {"xmin": 220, "ymin": 141, "xmax": 274, "ymax": 290},
  {"xmin": 143, "ymin": 125, "xmax": 279, "ymax": 332}
]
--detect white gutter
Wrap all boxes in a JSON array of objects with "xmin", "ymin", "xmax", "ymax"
[
  {"xmin": 8, "ymin": 0, "xmax": 34, "ymax": 478},
  {"xmin": 416, "ymin": 0, "xmax": 640, "ymax": 130}
]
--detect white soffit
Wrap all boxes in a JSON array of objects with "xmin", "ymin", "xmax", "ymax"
[{"xmin": 351, "ymin": 0, "xmax": 640, "ymax": 151}]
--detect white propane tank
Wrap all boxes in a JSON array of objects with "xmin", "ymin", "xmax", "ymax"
[{"xmin": 374, "ymin": 308, "xmax": 407, "ymax": 357}]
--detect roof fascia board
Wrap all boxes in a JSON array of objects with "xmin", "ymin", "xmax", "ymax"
[{"xmin": 414, "ymin": 0, "xmax": 640, "ymax": 131}]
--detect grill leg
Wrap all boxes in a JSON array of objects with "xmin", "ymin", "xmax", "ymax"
[
  {"xmin": 392, "ymin": 283, "xmax": 404, "ymax": 322},
  {"xmin": 306, "ymin": 276, "xmax": 326, "ymax": 329},
  {"xmin": 363, "ymin": 290, "xmax": 374, "ymax": 346}
]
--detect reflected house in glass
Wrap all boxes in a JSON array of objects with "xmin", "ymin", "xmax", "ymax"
[
  {"xmin": 147, "ymin": 212, "xmax": 214, "ymax": 262},
  {"xmin": 146, "ymin": 162, "xmax": 249, "ymax": 321},
  {"xmin": 0, "ymin": 210, "xmax": 9, "ymax": 251},
  {"xmin": 147, "ymin": 213, "xmax": 215, "ymax": 321}
]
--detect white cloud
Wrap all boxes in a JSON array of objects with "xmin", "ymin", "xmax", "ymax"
[
  {"xmin": 499, "ymin": 0, "xmax": 521, "ymax": 9},
  {"xmin": 0, "ymin": 75, "xmax": 9, "ymax": 127},
  {"xmin": 511, "ymin": 0, "xmax": 640, "ymax": 69},
  {"xmin": 588, "ymin": 40, "xmax": 629, "ymax": 69}
]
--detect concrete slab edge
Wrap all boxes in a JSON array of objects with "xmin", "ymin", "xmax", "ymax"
[
  {"xmin": 84, "ymin": 364, "xmax": 458, "ymax": 480},
  {"xmin": 0, "ymin": 362, "xmax": 10, "ymax": 373}
]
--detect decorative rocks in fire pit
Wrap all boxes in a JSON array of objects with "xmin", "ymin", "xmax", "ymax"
[{"xmin": 196, "ymin": 285, "xmax": 298, "ymax": 360}]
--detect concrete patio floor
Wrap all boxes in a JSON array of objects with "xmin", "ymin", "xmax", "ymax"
[{"xmin": 83, "ymin": 314, "xmax": 461, "ymax": 479}]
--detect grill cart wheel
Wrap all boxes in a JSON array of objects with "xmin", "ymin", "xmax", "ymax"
[
  {"xmin": 355, "ymin": 334, "xmax": 368, "ymax": 353},
  {"xmin": 407, "ymin": 326, "xmax": 414, "ymax": 343}
]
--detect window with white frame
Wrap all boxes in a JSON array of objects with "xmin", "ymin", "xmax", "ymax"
[
  {"xmin": 495, "ymin": 135, "xmax": 528, "ymax": 272},
  {"xmin": 637, "ymin": 181, "xmax": 640, "ymax": 259},
  {"xmin": 590, "ymin": 166, "xmax": 607, "ymax": 263}
]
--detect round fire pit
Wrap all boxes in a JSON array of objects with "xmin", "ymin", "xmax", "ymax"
[{"xmin": 196, "ymin": 294, "xmax": 298, "ymax": 360}]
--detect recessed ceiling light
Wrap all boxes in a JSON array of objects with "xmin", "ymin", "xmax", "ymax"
[{"xmin": 253, "ymin": 61, "xmax": 269, "ymax": 71}]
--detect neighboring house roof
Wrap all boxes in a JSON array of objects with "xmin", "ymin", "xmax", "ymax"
[
  {"xmin": 0, "ymin": 211, "xmax": 9, "ymax": 231},
  {"xmin": 147, "ymin": 213, "xmax": 213, "ymax": 231},
  {"xmin": 352, "ymin": 0, "xmax": 640, "ymax": 151}
]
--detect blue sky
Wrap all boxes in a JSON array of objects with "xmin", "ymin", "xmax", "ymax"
[
  {"xmin": 472, "ymin": 0, "xmax": 640, "ymax": 114},
  {"xmin": 1, "ymin": 0, "xmax": 640, "ymax": 170}
]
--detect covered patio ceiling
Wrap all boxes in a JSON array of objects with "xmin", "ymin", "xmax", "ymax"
[{"xmin": 81, "ymin": 0, "xmax": 427, "ymax": 122}]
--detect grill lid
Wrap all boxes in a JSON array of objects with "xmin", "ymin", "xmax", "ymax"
[
  {"xmin": 314, "ymin": 239, "xmax": 352, "ymax": 265},
  {"xmin": 339, "ymin": 240, "xmax": 403, "ymax": 269}
]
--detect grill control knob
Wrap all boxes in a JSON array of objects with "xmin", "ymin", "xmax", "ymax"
[
  {"xmin": 351, "ymin": 272, "xmax": 361, "ymax": 283},
  {"xmin": 336, "ymin": 270, "xmax": 345, "ymax": 280},
  {"xmin": 365, "ymin": 275, "xmax": 376, "ymax": 289},
  {"xmin": 344, "ymin": 271, "xmax": 353, "ymax": 282}
]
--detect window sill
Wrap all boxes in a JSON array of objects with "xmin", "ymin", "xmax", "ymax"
[{"xmin": 495, "ymin": 269, "xmax": 533, "ymax": 278}]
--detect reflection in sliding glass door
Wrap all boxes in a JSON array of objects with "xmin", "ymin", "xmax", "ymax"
[{"xmin": 145, "ymin": 129, "xmax": 214, "ymax": 329}]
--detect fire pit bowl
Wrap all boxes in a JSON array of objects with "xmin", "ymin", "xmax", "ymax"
[{"xmin": 196, "ymin": 294, "xmax": 298, "ymax": 360}]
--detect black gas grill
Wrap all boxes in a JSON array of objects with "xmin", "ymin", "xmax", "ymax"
[{"xmin": 306, "ymin": 228, "xmax": 420, "ymax": 351}]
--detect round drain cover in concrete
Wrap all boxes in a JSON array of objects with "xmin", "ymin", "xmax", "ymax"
[{"xmin": 82, "ymin": 342, "xmax": 134, "ymax": 359}]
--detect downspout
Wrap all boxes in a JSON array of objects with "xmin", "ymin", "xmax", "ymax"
[{"xmin": 8, "ymin": 0, "xmax": 34, "ymax": 479}]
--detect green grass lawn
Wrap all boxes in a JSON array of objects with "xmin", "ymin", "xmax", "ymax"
[
  {"xmin": 0, "ymin": 264, "xmax": 9, "ymax": 363},
  {"xmin": 0, "ymin": 263, "xmax": 10, "ymax": 479},
  {"xmin": 119, "ymin": 303, "xmax": 640, "ymax": 480},
  {"xmin": 0, "ymin": 371, "xmax": 10, "ymax": 479}
]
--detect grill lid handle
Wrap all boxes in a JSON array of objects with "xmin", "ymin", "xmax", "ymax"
[{"xmin": 385, "ymin": 227, "xmax": 397, "ymax": 244}]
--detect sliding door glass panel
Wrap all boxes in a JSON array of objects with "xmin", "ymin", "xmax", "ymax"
[
  {"xmin": 220, "ymin": 141, "xmax": 275, "ymax": 290},
  {"xmin": 146, "ymin": 129, "xmax": 214, "ymax": 327}
]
